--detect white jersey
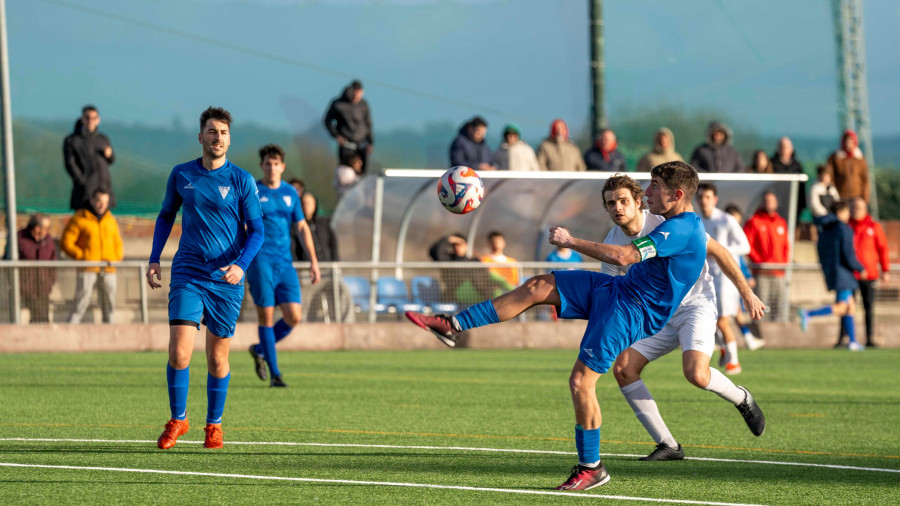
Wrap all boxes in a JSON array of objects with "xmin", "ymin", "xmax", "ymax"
[
  {"xmin": 601, "ymin": 210, "xmax": 716, "ymax": 309},
  {"xmin": 700, "ymin": 208, "xmax": 750, "ymax": 278}
]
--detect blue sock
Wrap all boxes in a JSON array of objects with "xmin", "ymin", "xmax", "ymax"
[
  {"xmin": 739, "ymin": 324, "xmax": 751, "ymax": 334},
  {"xmin": 808, "ymin": 306, "xmax": 833, "ymax": 317},
  {"xmin": 259, "ymin": 326, "xmax": 280, "ymax": 377},
  {"xmin": 454, "ymin": 300, "xmax": 500, "ymax": 331},
  {"xmin": 206, "ymin": 372, "xmax": 230, "ymax": 425},
  {"xmin": 575, "ymin": 424, "xmax": 601, "ymax": 466},
  {"xmin": 166, "ymin": 363, "xmax": 190, "ymax": 421},
  {"xmin": 274, "ymin": 318, "xmax": 292, "ymax": 343},
  {"xmin": 842, "ymin": 315, "xmax": 857, "ymax": 343}
]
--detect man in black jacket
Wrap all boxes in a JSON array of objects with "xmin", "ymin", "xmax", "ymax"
[
  {"xmin": 63, "ymin": 105, "xmax": 116, "ymax": 210},
  {"xmin": 323, "ymin": 80, "xmax": 373, "ymax": 174}
]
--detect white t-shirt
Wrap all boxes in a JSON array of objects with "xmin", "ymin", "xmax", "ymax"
[
  {"xmin": 601, "ymin": 210, "xmax": 715, "ymax": 308},
  {"xmin": 700, "ymin": 208, "xmax": 750, "ymax": 278}
]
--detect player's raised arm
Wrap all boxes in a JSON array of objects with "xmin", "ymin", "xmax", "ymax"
[
  {"xmin": 549, "ymin": 226, "xmax": 641, "ymax": 266},
  {"xmin": 707, "ymin": 238, "xmax": 766, "ymax": 320}
]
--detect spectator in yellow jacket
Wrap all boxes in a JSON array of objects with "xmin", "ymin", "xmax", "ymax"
[{"xmin": 61, "ymin": 188, "xmax": 124, "ymax": 323}]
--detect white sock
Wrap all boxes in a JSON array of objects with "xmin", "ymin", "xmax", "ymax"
[
  {"xmin": 726, "ymin": 341, "xmax": 739, "ymax": 365},
  {"xmin": 620, "ymin": 380, "xmax": 678, "ymax": 448},
  {"xmin": 704, "ymin": 367, "xmax": 745, "ymax": 405}
]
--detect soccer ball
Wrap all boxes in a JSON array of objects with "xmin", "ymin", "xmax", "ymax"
[{"xmin": 437, "ymin": 166, "xmax": 484, "ymax": 214}]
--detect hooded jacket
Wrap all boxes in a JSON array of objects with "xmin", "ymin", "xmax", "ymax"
[
  {"xmin": 689, "ymin": 122, "xmax": 743, "ymax": 173},
  {"xmin": 60, "ymin": 208, "xmax": 124, "ymax": 273},
  {"xmin": 849, "ymin": 214, "xmax": 889, "ymax": 281},
  {"xmin": 636, "ymin": 127, "xmax": 683, "ymax": 172},
  {"xmin": 816, "ymin": 214, "xmax": 864, "ymax": 292},
  {"xmin": 743, "ymin": 208, "xmax": 790, "ymax": 277},
  {"xmin": 323, "ymin": 85, "xmax": 373, "ymax": 145},
  {"xmin": 537, "ymin": 120, "xmax": 585, "ymax": 171},
  {"xmin": 63, "ymin": 120, "xmax": 116, "ymax": 210},
  {"xmin": 449, "ymin": 123, "xmax": 493, "ymax": 168},
  {"xmin": 826, "ymin": 130, "xmax": 869, "ymax": 201}
]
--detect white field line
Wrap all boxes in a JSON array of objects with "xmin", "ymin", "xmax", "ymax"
[
  {"xmin": 1, "ymin": 438, "xmax": 898, "ymax": 474},
  {"xmin": 0, "ymin": 461, "xmax": 764, "ymax": 506}
]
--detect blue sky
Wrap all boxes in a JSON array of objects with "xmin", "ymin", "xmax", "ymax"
[{"xmin": 9, "ymin": 0, "xmax": 900, "ymax": 140}]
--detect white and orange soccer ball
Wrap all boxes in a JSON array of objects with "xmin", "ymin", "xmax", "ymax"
[{"xmin": 437, "ymin": 166, "xmax": 484, "ymax": 214}]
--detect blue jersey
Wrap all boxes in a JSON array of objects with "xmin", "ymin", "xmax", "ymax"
[
  {"xmin": 255, "ymin": 181, "xmax": 304, "ymax": 262},
  {"xmin": 161, "ymin": 159, "xmax": 261, "ymax": 281},
  {"xmin": 546, "ymin": 250, "xmax": 583, "ymax": 263},
  {"xmin": 619, "ymin": 212, "xmax": 707, "ymax": 336}
]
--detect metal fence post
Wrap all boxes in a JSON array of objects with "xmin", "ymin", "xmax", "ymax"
[{"xmin": 139, "ymin": 264, "xmax": 149, "ymax": 324}]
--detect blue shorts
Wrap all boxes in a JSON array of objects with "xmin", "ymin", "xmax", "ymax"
[
  {"xmin": 168, "ymin": 277, "xmax": 245, "ymax": 338},
  {"xmin": 553, "ymin": 270, "xmax": 644, "ymax": 374},
  {"xmin": 246, "ymin": 259, "xmax": 301, "ymax": 308},
  {"xmin": 835, "ymin": 289, "xmax": 854, "ymax": 303}
]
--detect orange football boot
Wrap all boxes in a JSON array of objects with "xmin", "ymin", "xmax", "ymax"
[
  {"xmin": 203, "ymin": 423, "xmax": 224, "ymax": 449},
  {"xmin": 157, "ymin": 418, "xmax": 189, "ymax": 449}
]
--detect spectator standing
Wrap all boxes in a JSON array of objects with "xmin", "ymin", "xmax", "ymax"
[
  {"xmin": 825, "ymin": 129, "xmax": 870, "ymax": 202},
  {"xmin": 493, "ymin": 124, "xmax": 539, "ymax": 171},
  {"xmin": 334, "ymin": 152, "xmax": 363, "ymax": 198},
  {"xmin": 297, "ymin": 191, "xmax": 338, "ymax": 262},
  {"xmin": 849, "ymin": 198, "xmax": 890, "ymax": 347},
  {"xmin": 635, "ymin": 127, "xmax": 682, "ymax": 172},
  {"xmin": 479, "ymin": 231, "xmax": 519, "ymax": 297},
  {"xmin": 584, "ymin": 128, "xmax": 627, "ymax": 172},
  {"xmin": 746, "ymin": 150, "xmax": 773, "ymax": 173},
  {"xmin": 324, "ymin": 80, "xmax": 373, "ymax": 173},
  {"xmin": 60, "ymin": 188, "xmax": 124, "ymax": 323},
  {"xmin": 537, "ymin": 119, "xmax": 586, "ymax": 172},
  {"xmin": 771, "ymin": 137, "xmax": 809, "ymax": 225},
  {"xmin": 690, "ymin": 121, "xmax": 743, "ymax": 173},
  {"xmin": 5, "ymin": 213, "xmax": 58, "ymax": 323},
  {"xmin": 808, "ymin": 166, "xmax": 841, "ymax": 220},
  {"xmin": 449, "ymin": 116, "xmax": 495, "ymax": 171},
  {"xmin": 63, "ymin": 105, "xmax": 116, "ymax": 211},
  {"xmin": 798, "ymin": 201, "xmax": 866, "ymax": 351},
  {"xmin": 743, "ymin": 191, "xmax": 790, "ymax": 319}
]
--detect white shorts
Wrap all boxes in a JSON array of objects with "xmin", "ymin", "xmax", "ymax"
[
  {"xmin": 629, "ymin": 302, "xmax": 718, "ymax": 361},
  {"xmin": 713, "ymin": 274, "xmax": 740, "ymax": 317}
]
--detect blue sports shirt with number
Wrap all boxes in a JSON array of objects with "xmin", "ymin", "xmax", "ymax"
[
  {"xmin": 157, "ymin": 159, "xmax": 262, "ymax": 281},
  {"xmin": 619, "ymin": 211, "xmax": 707, "ymax": 336},
  {"xmin": 254, "ymin": 181, "xmax": 305, "ymax": 262}
]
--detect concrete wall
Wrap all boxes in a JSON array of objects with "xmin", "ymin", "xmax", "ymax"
[{"xmin": 0, "ymin": 319, "xmax": 894, "ymax": 353}]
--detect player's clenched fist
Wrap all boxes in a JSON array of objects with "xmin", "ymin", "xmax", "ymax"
[
  {"xmin": 220, "ymin": 265, "xmax": 244, "ymax": 285},
  {"xmin": 548, "ymin": 226, "xmax": 573, "ymax": 248},
  {"xmin": 146, "ymin": 262, "xmax": 162, "ymax": 289}
]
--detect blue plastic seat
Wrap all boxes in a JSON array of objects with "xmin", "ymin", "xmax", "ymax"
[
  {"xmin": 376, "ymin": 277, "xmax": 422, "ymax": 313},
  {"xmin": 342, "ymin": 276, "xmax": 373, "ymax": 313},
  {"xmin": 410, "ymin": 275, "xmax": 458, "ymax": 314}
]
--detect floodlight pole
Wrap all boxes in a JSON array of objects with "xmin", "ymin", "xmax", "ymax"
[
  {"xmin": 589, "ymin": 0, "xmax": 606, "ymax": 140},
  {"xmin": 0, "ymin": 0, "xmax": 21, "ymax": 323}
]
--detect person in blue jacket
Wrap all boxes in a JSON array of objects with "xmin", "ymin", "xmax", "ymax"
[
  {"xmin": 798, "ymin": 201, "xmax": 866, "ymax": 350},
  {"xmin": 449, "ymin": 116, "xmax": 495, "ymax": 171}
]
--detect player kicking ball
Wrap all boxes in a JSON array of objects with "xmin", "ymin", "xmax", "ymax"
[
  {"xmin": 408, "ymin": 161, "xmax": 710, "ymax": 490},
  {"xmin": 147, "ymin": 107, "xmax": 263, "ymax": 450},
  {"xmin": 246, "ymin": 144, "xmax": 320, "ymax": 387},
  {"xmin": 599, "ymin": 175, "xmax": 766, "ymax": 463}
]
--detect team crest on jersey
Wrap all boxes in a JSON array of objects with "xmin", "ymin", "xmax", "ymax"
[
  {"xmin": 283, "ymin": 196, "xmax": 292, "ymax": 207},
  {"xmin": 218, "ymin": 186, "xmax": 231, "ymax": 199}
]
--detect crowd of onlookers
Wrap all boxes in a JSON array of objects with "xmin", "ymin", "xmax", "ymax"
[{"xmin": 1, "ymin": 80, "xmax": 888, "ymax": 332}]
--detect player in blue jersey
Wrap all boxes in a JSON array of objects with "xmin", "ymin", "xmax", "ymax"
[
  {"xmin": 146, "ymin": 107, "xmax": 264, "ymax": 450},
  {"xmin": 406, "ymin": 161, "xmax": 707, "ymax": 490},
  {"xmin": 246, "ymin": 144, "xmax": 321, "ymax": 387}
]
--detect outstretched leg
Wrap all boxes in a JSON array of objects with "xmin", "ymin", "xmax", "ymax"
[{"xmin": 556, "ymin": 359, "xmax": 611, "ymax": 490}]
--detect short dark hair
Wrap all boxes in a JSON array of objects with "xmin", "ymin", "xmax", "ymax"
[
  {"xmin": 469, "ymin": 116, "xmax": 487, "ymax": 129},
  {"xmin": 650, "ymin": 161, "xmax": 700, "ymax": 201},
  {"xmin": 487, "ymin": 231, "xmax": 504, "ymax": 240},
  {"xmin": 199, "ymin": 106, "xmax": 232, "ymax": 131},
  {"xmin": 816, "ymin": 165, "xmax": 829, "ymax": 177},
  {"xmin": 92, "ymin": 187, "xmax": 110, "ymax": 198},
  {"xmin": 830, "ymin": 200, "xmax": 848, "ymax": 215},
  {"xmin": 259, "ymin": 144, "xmax": 285, "ymax": 163},
  {"xmin": 724, "ymin": 203, "xmax": 742, "ymax": 216},
  {"xmin": 350, "ymin": 80, "xmax": 363, "ymax": 91},
  {"xmin": 601, "ymin": 174, "xmax": 647, "ymax": 210},
  {"xmin": 288, "ymin": 178, "xmax": 305, "ymax": 189},
  {"xmin": 696, "ymin": 182, "xmax": 718, "ymax": 197},
  {"xmin": 82, "ymin": 105, "xmax": 97, "ymax": 114}
]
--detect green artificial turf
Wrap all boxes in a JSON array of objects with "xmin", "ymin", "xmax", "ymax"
[{"xmin": 0, "ymin": 348, "xmax": 898, "ymax": 504}]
